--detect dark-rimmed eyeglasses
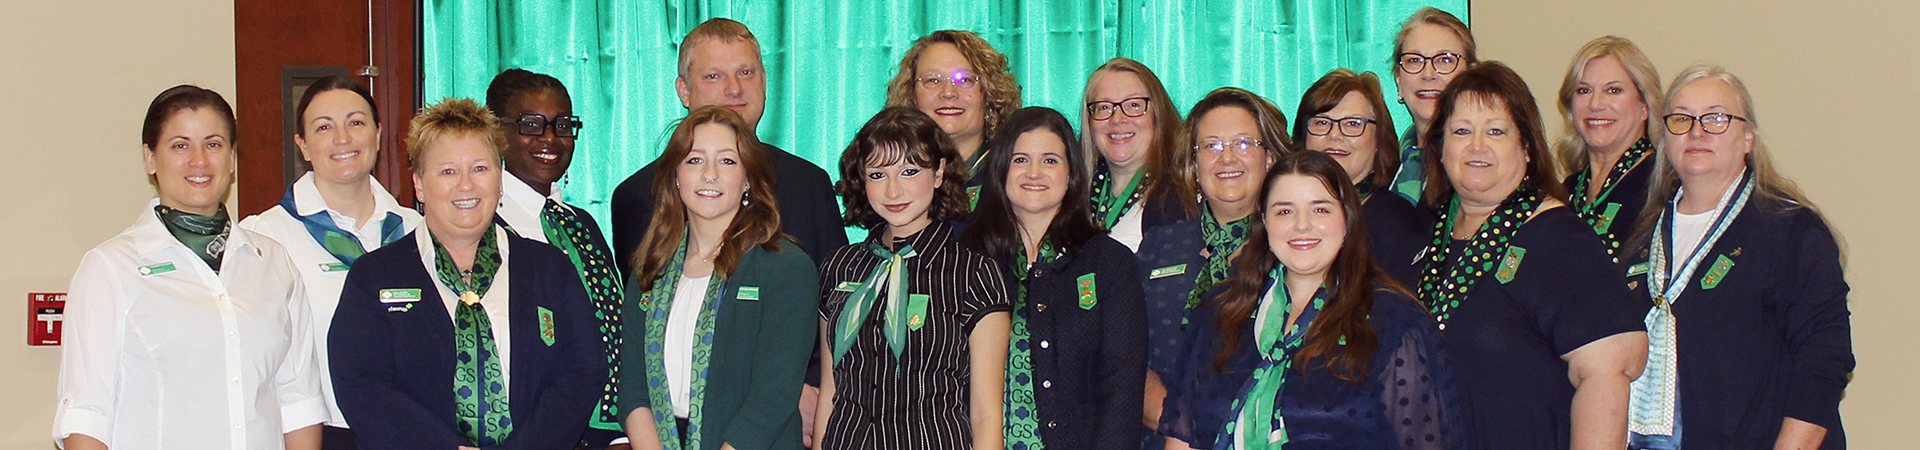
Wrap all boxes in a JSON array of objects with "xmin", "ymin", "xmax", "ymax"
[
  {"xmin": 1195, "ymin": 137, "xmax": 1263, "ymax": 155},
  {"xmin": 1663, "ymin": 112, "xmax": 1748, "ymax": 135},
  {"xmin": 517, "ymin": 113, "xmax": 583, "ymax": 138},
  {"xmin": 1305, "ymin": 115, "xmax": 1376, "ymax": 137},
  {"xmin": 916, "ymin": 71, "xmax": 979, "ymax": 91},
  {"xmin": 1087, "ymin": 97, "xmax": 1151, "ymax": 121},
  {"xmin": 1397, "ymin": 52, "xmax": 1464, "ymax": 75}
]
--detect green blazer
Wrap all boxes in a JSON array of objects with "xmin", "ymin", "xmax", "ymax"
[{"xmin": 619, "ymin": 238, "xmax": 820, "ymax": 450}]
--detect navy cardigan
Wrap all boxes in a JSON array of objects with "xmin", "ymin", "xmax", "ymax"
[
  {"xmin": 998, "ymin": 235, "xmax": 1147, "ymax": 450},
  {"xmin": 330, "ymin": 228, "xmax": 606, "ymax": 450}
]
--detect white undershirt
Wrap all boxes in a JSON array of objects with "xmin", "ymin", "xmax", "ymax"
[
  {"xmin": 1671, "ymin": 180, "xmax": 1743, "ymax": 265},
  {"xmin": 665, "ymin": 274, "xmax": 711, "ymax": 418},
  {"xmin": 1108, "ymin": 202, "xmax": 1148, "ymax": 253}
]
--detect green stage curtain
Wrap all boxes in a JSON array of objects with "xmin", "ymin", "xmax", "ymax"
[{"xmin": 423, "ymin": 0, "xmax": 1468, "ymax": 242}]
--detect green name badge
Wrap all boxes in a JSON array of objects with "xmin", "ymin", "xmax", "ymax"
[
  {"xmin": 907, "ymin": 293, "xmax": 931, "ymax": 331},
  {"xmin": 538, "ymin": 306, "xmax": 556, "ymax": 346},
  {"xmin": 1149, "ymin": 264, "xmax": 1187, "ymax": 279},
  {"xmin": 1627, "ymin": 262, "xmax": 1649, "ymax": 277},
  {"xmin": 737, "ymin": 286, "xmax": 761, "ymax": 301},
  {"xmin": 1701, "ymin": 254, "xmax": 1735, "ymax": 290},
  {"xmin": 379, "ymin": 288, "xmax": 423, "ymax": 303},
  {"xmin": 1076, "ymin": 273, "xmax": 1098, "ymax": 310},
  {"xmin": 320, "ymin": 262, "xmax": 351, "ymax": 273},
  {"xmin": 1495, "ymin": 246, "xmax": 1527, "ymax": 284},
  {"xmin": 834, "ymin": 281, "xmax": 862, "ymax": 293},
  {"xmin": 138, "ymin": 262, "xmax": 176, "ymax": 276}
]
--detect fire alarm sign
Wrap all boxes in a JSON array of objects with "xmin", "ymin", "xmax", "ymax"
[{"xmin": 29, "ymin": 292, "xmax": 65, "ymax": 346}]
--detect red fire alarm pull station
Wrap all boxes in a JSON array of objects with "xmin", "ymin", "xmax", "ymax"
[{"xmin": 30, "ymin": 292, "xmax": 65, "ymax": 346}]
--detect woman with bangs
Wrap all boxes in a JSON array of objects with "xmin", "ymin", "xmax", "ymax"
[
  {"xmin": 812, "ymin": 108, "xmax": 1013, "ymax": 450},
  {"xmin": 1554, "ymin": 36, "xmax": 1664, "ymax": 256},
  {"xmin": 1159, "ymin": 151, "xmax": 1461, "ymax": 450},
  {"xmin": 1292, "ymin": 68, "xmax": 1433, "ymax": 288},
  {"xmin": 619, "ymin": 105, "xmax": 818, "ymax": 450},
  {"xmin": 1079, "ymin": 58, "xmax": 1199, "ymax": 251},
  {"xmin": 1413, "ymin": 62, "xmax": 1646, "ymax": 450}
]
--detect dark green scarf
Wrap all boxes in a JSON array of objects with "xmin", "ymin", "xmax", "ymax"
[{"xmin": 155, "ymin": 204, "xmax": 230, "ymax": 273}]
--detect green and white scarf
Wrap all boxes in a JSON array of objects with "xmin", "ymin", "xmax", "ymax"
[
  {"xmin": 638, "ymin": 237, "xmax": 726, "ymax": 450},
  {"xmin": 831, "ymin": 241, "xmax": 920, "ymax": 366},
  {"xmin": 434, "ymin": 226, "xmax": 511, "ymax": 447},
  {"xmin": 1417, "ymin": 184, "xmax": 1543, "ymax": 328},
  {"xmin": 1224, "ymin": 268, "xmax": 1323, "ymax": 450}
]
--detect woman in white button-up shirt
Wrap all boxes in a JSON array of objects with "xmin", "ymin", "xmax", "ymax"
[
  {"xmin": 54, "ymin": 85, "xmax": 325, "ymax": 450},
  {"xmin": 237, "ymin": 76, "xmax": 420, "ymax": 450}
]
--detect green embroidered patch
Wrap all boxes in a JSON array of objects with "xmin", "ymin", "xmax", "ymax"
[
  {"xmin": 967, "ymin": 186, "xmax": 982, "ymax": 209},
  {"xmin": 538, "ymin": 306, "xmax": 556, "ymax": 346},
  {"xmin": 1701, "ymin": 254, "xmax": 1735, "ymax": 289},
  {"xmin": 1149, "ymin": 264, "xmax": 1187, "ymax": 279},
  {"xmin": 1076, "ymin": 273, "xmax": 1097, "ymax": 310},
  {"xmin": 907, "ymin": 293, "xmax": 931, "ymax": 331},
  {"xmin": 1495, "ymin": 246, "xmax": 1527, "ymax": 284},
  {"xmin": 378, "ymin": 288, "xmax": 422, "ymax": 303},
  {"xmin": 1594, "ymin": 202, "xmax": 1622, "ymax": 234},
  {"xmin": 138, "ymin": 262, "xmax": 176, "ymax": 276},
  {"xmin": 737, "ymin": 286, "xmax": 761, "ymax": 301}
]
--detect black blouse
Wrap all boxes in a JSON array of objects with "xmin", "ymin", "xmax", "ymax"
[
  {"xmin": 1560, "ymin": 152, "xmax": 1655, "ymax": 254},
  {"xmin": 1622, "ymin": 197, "xmax": 1853, "ymax": 449},
  {"xmin": 817, "ymin": 221, "xmax": 1013, "ymax": 450},
  {"xmin": 1361, "ymin": 190, "xmax": 1435, "ymax": 290},
  {"xmin": 999, "ymin": 235, "xmax": 1147, "ymax": 450},
  {"xmin": 1425, "ymin": 207, "xmax": 1647, "ymax": 450}
]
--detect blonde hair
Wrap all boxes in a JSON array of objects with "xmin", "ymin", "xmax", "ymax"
[
  {"xmin": 1625, "ymin": 65, "xmax": 1838, "ymax": 258},
  {"xmin": 1080, "ymin": 58, "xmax": 1197, "ymax": 216},
  {"xmin": 1392, "ymin": 7, "xmax": 1476, "ymax": 65},
  {"xmin": 406, "ymin": 98, "xmax": 505, "ymax": 172},
  {"xmin": 885, "ymin": 30, "xmax": 1022, "ymax": 144},
  {"xmin": 677, "ymin": 18, "xmax": 761, "ymax": 79},
  {"xmin": 1553, "ymin": 35, "xmax": 1663, "ymax": 177}
]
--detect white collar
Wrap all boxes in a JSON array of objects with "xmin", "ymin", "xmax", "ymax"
[
  {"xmin": 291, "ymin": 172, "xmax": 407, "ymax": 219},
  {"xmin": 128, "ymin": 198, "xmax": 259, "ymax": 262},
  {"xmin": 500, "ymin": 174, "xmax": 561, "ymax": 216}
]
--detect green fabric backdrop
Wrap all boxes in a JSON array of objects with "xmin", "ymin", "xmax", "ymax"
[{"xmin": 422, "ymin": 0, "xmax": 1469, "ymax": 242}]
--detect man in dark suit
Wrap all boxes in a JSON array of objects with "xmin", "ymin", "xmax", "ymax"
[
  {"xmin": 329, "ymin": 227, "xmax": 606, "ymax": 450},
  {"xmin": 610, "ymin": 18, "xmax": 846, "ymax": 276}
]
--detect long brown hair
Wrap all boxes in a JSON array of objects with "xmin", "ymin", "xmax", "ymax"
[
  {"xmin": 631, "ymin": 106, "xmax": 787, "ymax": 284},
  {"xmin": 1081, "ymin": 58, "xmax": 1198, "ymax": 217},
  {"xmin": 1292, "ymin": 69, "xmax": 1402, "ymax": 191},
  {"xmin": 1419, "ymin": 61, "xmax": 1570, "ymax": 209},
  {"xmin": 1209, "ymin": 151, "xmax": 1402, "ymax": 381}
]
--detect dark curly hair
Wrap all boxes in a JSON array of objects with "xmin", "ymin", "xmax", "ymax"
[{"xmin": 836, "ymin": 107, "xmax": 971, "ymax": 230}]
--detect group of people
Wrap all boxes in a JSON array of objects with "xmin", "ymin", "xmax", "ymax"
[{"xmin": 53, "ymin": 6, "xmax": 1854, "ymax": 450}]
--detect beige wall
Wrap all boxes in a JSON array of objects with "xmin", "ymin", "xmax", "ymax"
[
  {"xmin": 1473, "ymin": 0, "xmax": 1920, "ymax": 446},
  {"xmin": 0, "ymin": 0, "xmax": 1911, "ymax": 448},
  {"xmin": 0, "ymin": 0, "xmax": 236, "ymax": 447}
]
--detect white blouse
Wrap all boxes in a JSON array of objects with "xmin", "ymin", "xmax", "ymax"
[
  {"xmin": 55, "ymin": 199, "xmax": 326, "ymax": 450},
  {"xmin": 664, "ymin": 274, "xmax": 711, "ymax": 418},
  {"xmin": 237, "ymin": 173, "xmax": 420, "ymax": 428},
  {"xmin": 1108, "ymin": 202, "xmax": 1148, "ymax": 253}
]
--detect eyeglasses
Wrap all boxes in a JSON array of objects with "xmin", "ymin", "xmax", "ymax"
[
  {"xmin": 916, "ymin": 71, "xmax": 979, "ymax": 91},
  {"xmin": 1396, "ymin": 52, "xmax": 1464, "ymax": 75},
  {"xmin": 1306, "ymin": 115, "xmax": 1376, "ymax": 137},
  {"xmin": 1195, "ymin": 137, "xmax": 1263, "ymax": 155},
  {"xmin": 1087, "ymin": 97, "xmax": 1152, "ymax": 121},
  {"xmin": 1663, "ymin": 112, "xmax": 1748, "ymax": 135},
  {"xmin": 517, "ymin": 113, "xmax": 583, "ymax": 138}
]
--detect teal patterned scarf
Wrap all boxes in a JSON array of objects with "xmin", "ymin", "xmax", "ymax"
[{"xmin": 433, "ymin": 226, "xmax": 511, "ymax": 446}]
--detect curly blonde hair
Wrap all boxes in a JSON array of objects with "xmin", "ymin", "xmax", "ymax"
[
  {"xmin": 406, "ymin": 97, "xmax": 505, "ymax": 173},
  {"xmin": 884, "ymin": 30, "xmax": 1022, "ymax": 144}
]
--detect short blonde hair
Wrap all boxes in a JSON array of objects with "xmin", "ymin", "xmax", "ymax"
[
  {"xmin": 1392, "ymin": 7, "xmax": 1476, "ymax": 65},
  {"xmin": 406, "ymin": 98, "xmax": 505, "ymax": 173},
  {"xmin": 677, "ymin": 18, "xmax": 761, "ymax": 79},
  {"xmin": 1553, "ymin": 35, "xmax": 1663, "ymax": 176},
  {"xmin": 885, "ymin": 30, "xmax": 1022, "ymax": 144}
]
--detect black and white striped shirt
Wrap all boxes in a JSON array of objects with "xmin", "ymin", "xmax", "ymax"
[{"xmin": 817, "ymin": 220, "xmax": 1012, "ymax": 450}]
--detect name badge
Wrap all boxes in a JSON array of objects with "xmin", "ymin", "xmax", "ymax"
[
  {"xmin": 834, "ymin": 281, "xmax": 862, "ymax": 293},
  {"xmin": 1149, "ymin": 264, "xmax": 1187, "ymax": 279},
  {"xmin": 1627, "ymin": 262, "xmax": 1649, "ymax": 277},
  {"xmin": 379, "ymin": 288, "xmax": 423, "ymax": 303},
  {"xmin": 737, "ymin": 286, "xmax": 761, "ymax": 301},
  {"xmin": 1076, "ymin": 273, "xmax": 1098, "ymax": 310},
  {"xmin": 320, "ymin": 262, "xmax": 351, "ymax": 273},
  {"xmin": 138, "ymin": 262, "xmax": 176, "ymax": 276}
]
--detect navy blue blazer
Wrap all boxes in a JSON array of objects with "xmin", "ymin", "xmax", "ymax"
[
  {"xmin": 331, "ymin": 228, "xmax": 606, "ymax": 450},
  {"xmin": 996, "ymin": 235, "xmax": 1147, "ymax": 450},
  {"xmin": 1137, "ymin": 218, "xmax": 1208, "ymax": 377},
  {"xmin": 1623, "ymin": 197, "xmax": 1853, "ymax": 449},
  {"xmin": 1361, "ymin": 190, "xmax": 1436, "ymax": 290}
]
